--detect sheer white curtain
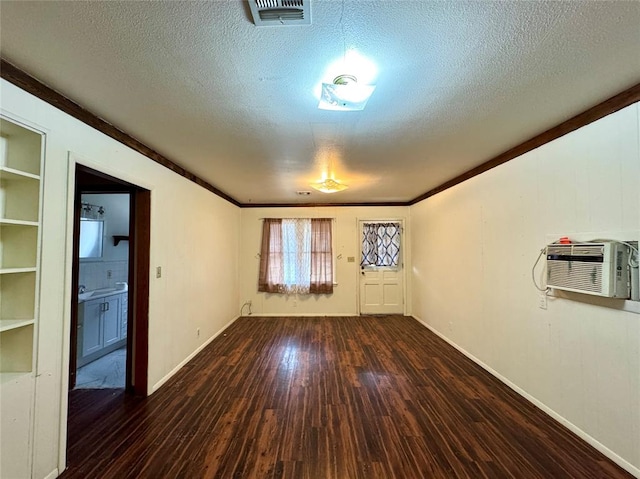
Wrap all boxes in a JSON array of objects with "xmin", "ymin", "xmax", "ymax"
[
  {"xmin": 258, "ymin": 218, "xmax": 333, "ymax": 294},
  {"xmin": 281, "ymin": 219, "xmax": 311, "ymax": 294}
]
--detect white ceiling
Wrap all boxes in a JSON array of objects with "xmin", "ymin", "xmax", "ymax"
[{"xmin": 1, "ymin": 1, "xmax": 639, "ymax": 205}]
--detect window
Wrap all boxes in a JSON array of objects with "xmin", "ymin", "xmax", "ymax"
[
  {"xmin": 258, "ymin": 218, "xmax": 333, "ymax": 294},
  {"xmin": 361, "ymin": 222, "xmax": 401, "ymax": 268}
]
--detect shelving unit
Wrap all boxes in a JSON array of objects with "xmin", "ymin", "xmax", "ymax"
[{"xmin": 0, "ymin": 117, "xmax": 43, "ymax": 373}]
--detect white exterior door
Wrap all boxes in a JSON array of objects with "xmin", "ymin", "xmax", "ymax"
[{"xmin": 359, "ymin": 221, "xmax": 404, "ymax": 314}]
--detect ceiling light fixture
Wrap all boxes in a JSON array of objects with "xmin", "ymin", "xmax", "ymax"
[
  {"xmin": 318, "ymin": 74, "xmax": 376, "ymax": 111},
  {"xmin": 310, "ymin": 178, "xmax": 348, "ymax": 194}
]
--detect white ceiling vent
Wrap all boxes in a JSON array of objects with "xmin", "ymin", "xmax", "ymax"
[{"xmin": 248, "ymin": 0, "xmax": 311, "ymax": 26}]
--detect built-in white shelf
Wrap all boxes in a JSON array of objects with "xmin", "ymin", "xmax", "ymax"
[
  {"xmin": 0, "ymin": 324, "xmax": 34, "ymax": 372},
  {"xmin": 0, "ymin": 270, "xmax": 36, "ymax": 322},
  {"xmin": 0, "ymin": 218, "xmax": 39, "ymax": 227},
  {"xmin": 0, "ymin": 118, "xmax": 42, "ymax": 176},
  {"xmin": 0, "ymin": 167, "xmax": 40, "ymax": 222},
  {"xmin": 0, "ymin": 117, "xmax": 43, "ymax": 375},
  {"xmin": 0, "ymin": 224, "xmax": 38, "ymax": 270},
  {"xmin": 0, "ymin": 166, "xmax": 40, "ymax": 181},
  {"xmin": 0, "ymin": 319, "xmax": 35, "ymax": 333},
  {"xmin": 0, "ymin": 267, "xmax": 37, "ymax": 275}
]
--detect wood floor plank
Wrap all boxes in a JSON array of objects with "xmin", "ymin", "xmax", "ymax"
[{"xmin": 62, "ymin": 316, "xmax": 634, "ymax": 479}]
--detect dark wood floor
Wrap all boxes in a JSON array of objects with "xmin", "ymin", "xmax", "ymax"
[{"xmin": 62, "ymin": 315, "xmax": 633, "ymax": 479}]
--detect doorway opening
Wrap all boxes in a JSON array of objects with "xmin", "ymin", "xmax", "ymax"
[
  {"xmin": 68, "ymin": 165, "xmax": 150, "ymax": 396},
  {"xmin": 75, "ymin": 192, "xmax": 129, "ymax": 389}
]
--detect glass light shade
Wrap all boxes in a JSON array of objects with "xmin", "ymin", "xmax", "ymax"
[
  {"xmin": 310, "ymin": 178, "xmax": 348, "ymax": 193},
  {"xmin": 318, "ymin": 83, "xmax": 376, "ymax": 111}
]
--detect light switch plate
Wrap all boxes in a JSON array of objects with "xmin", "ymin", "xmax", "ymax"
[
  {"xmin": 347, "ymin": 256, "xmax": 355, "ymax": 263},
  {"xmin": 156, "ymin": 266, "xmax": 162, "ymax": 278}
]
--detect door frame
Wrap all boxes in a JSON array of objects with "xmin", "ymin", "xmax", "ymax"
[
  {"xmin": 59, "ymin": 155, "xmax": 152, "ymax": 473},
  {"xmin": 69, "ymin": 164, "xmax": 150, "ymax": 396},
  {"xmin": 357, "ymin": 218, "xmax": 407, "ymax": 315}
]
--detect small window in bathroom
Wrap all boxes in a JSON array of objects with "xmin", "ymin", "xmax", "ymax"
[{"xmin": 79, "ymin": 219, "xmax": 104, "ymax": 259}]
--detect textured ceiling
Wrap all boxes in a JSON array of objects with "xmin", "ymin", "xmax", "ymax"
[{"xmin": 1, "ymin": 1, "xmax": 639, "ymax": 204}]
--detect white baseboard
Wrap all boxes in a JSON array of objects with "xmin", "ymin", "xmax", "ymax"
[
  {"xmin": 151, "ymin": 315, "xmax": 240, "ymax": 393},
  {"xmin": 43, "ymin": 468, "xmax": 59, "ymax": 479},
  {"xmin": 412, "ymin": 315, "xmax": 640, "ymax": 479},
  {"xmin": 246, "ymin": 313, "xmax": 359, "ymax": 317}
]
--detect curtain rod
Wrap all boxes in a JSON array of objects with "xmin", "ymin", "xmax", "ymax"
[{"xmin": 259, "ymin": 217, "xmax": 335, "ymax": 220}]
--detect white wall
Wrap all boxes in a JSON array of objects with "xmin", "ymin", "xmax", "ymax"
[
  {"xmin": 410, "ymin": 103, "xmax": 640, "ymax": 476},
  {"xmin": 1, "ymin": 80, "xmax": 241, "ymax": 479},
  {"xmin": 240, "ymin": 206, "xmax": 409, "ymax": 316}
]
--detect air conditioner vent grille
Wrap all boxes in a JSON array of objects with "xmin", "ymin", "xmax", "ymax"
[
  {"xmin": 547, "ymin": 244, "xmax": 604, "ymax": 256},
  {"xmin": 259, "ymin": 8, "xmax": 304, "ymax": 21},
  {"xmin": 548, "ymin": 260, "xmax": 603, "ymax": 293},
  {"xmin": 249, "ymin": 0, "xmax": 311, "ymax": 26},
  {"xmin": 256, "ymin": 0, "xmax": 303, "ymax": 7}
]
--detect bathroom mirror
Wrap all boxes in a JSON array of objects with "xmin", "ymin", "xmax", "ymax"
[{"xmin": 79, "ymin": 219, "xmax": 104, "ymax": 259}]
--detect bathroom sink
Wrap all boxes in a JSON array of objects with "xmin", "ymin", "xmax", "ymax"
[
  {"xmin": 91, "ymin": 287, "xmax": 117, "ymax": 296},
  {"xmin": 78, "ymin": 288, "xmax": 118, "ymax": 301}
]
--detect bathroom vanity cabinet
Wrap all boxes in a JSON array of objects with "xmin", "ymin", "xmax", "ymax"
[{"xmin": 77, "ymin": 290, "xmax": 128, "ymax": 367}]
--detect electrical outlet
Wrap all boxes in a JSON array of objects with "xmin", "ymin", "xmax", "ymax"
[
  {"xmin": 156, "ymin": 266, "xmax": 162, "ymax": 278},
  {"xmin": 293, "ymin": 300, "xmax": 297, "ymax": 308},
  {"xmin": 347, "ymin": 256, "xmax": 355, "ymax": 263},
  {"xmin": 107, "ymin": 270, "xmax": 112, "ymax": 279},
  {"xmin": 539, "ymin": 293, "xmax": 548, "ymax": 310}
]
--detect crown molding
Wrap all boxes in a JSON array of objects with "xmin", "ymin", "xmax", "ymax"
[
  {"xmin": 0, "ymin": 58, "xmax": 240, "ymax": 207},
  {"xmin": 241, "ymin": 201, "xmax": 409, "ymax": 208},
  {"xmin": 408, "ymin": 82, "xmax": 640, "ymax": 205}
]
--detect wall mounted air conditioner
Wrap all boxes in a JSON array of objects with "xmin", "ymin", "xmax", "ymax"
[{"xmin": 546, "ymin": 242, "xmax": 630, "ymax": 298}]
